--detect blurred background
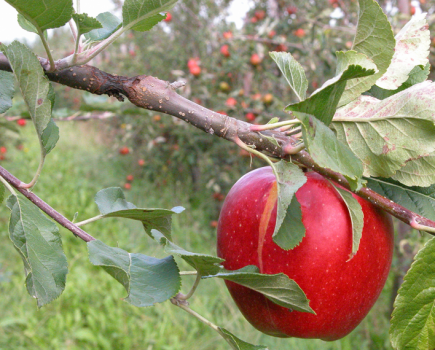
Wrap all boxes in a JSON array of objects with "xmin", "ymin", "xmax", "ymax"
[{"xmin": 0, "ymin": 0, "xmax": 434, "ymax": 349}]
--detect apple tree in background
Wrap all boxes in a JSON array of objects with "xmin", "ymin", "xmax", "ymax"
[{"xmin": 0, "ymin": 0, "xmax": 435, "ymax": 349}]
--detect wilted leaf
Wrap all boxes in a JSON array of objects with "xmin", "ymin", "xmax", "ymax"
[
  {"xmin": 376, "ymin": 14, "xmax": 430, "ymax": 90},
  {"xmin": 6, "ymin": 195, "xmax": 68, "ymax": 307},
  {"xmin": 88, "ymin": 240, "xmax": 181, "ymax": 307},
  {"xmin": 332, "ymin": 81, "xmax": 435, "ymax": 184},
  {"xmin": 390, "ymin": 237, "xmax": 435, "ymax": 350}
]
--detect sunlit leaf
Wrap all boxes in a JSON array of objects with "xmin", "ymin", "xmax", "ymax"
[
  {"xmin": 0, "ymin": 71, "xmax": 14, "ymax": 114},
  {"xmin": 72, "ymin": 13, "xmax": 103, "ymax": 35},
  {"xmin": 84, "ymin": 12, "xmax": 122, "ymax": 42},
  {"xmin": 219, "ymin": 328, "xmax": 269, "ymax": 350},
  {"xmin": 4, "ymin": 0, "xmax": 73, "ymax": 31}
]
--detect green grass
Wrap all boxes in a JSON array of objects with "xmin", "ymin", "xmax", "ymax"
[{"xmin": 0, "ymin": 123, "xmax": 393, "ymax": 349}]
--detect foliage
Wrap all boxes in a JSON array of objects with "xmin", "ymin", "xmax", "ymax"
[{"xmin": 1, "ymin": 0, "xmax": 435, "ymax": 349}]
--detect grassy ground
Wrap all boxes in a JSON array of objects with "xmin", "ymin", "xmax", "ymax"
[{"xmin": 0, "ymin": 122, "xmax": 393, "ymax": 350}]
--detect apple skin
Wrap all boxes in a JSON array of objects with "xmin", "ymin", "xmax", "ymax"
[{"xmin": 217, "ymin": 167, "xmax": 394, "ymax": 341}]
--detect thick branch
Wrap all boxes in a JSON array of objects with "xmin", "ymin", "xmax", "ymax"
[
  {"xmin": 0, "ymin": 166, "xmax": 95, "ymax": 242},
  {"xmin": 1, "ymin": 53, "xmax": 435, "ymax": 234}
]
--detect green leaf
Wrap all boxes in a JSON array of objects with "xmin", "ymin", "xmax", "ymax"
[
  {"xmin": 5, "ymin": 0, "xmax": 73, "ymax": 31},
  {"xmin": 6, "ymin": 195, "xmax": 68, "ymax": 307},
  {"xmin": 266, "ymin": 117, "xmax": 280, "ymax": 124},
  {"xmin": 1, "ymin": 41, "xmax": 58, "ymax": 155},
  {"xmin": 151, "ymin": 230, "xmax": 224, "ymax": 276},
  {"xmin": 72, "ymin": 13, "xmax": 103, "ymax": 35},
  {"xmin": 287, "ymin": 51, "xmax": 376, "ymax": 125},
  {"xmin": 376, "ymin": 14, "xmax": 430, "ymax": 90},
  {"xmin": 331, "ymin": 185, "xmax": 364, "ymax": 259},
  {"xmin": 296, "ymin": 112, "xmax": 363, "ymax": 190},
  {"xmin": 95, "ymin": 187, "xmax": 136, "ymax": 215},
  {"xmin": 332, "ymin": 81, "xmax": 435, "ymax": 185},
  {"xmin": 84, "ymin": 12, "xmax": 122, "ymax": 42},
  {"xmin": 17, "ymin": 13, "xmax": 38, "ymax": 34},
  {"xmin": 0, "ymin": 183, "xmax": 5, "ymax": 204},
  {"xmin": 122, "ymin": 0, "xmax": 178, "ymax": 32},
  {"xmin": 218, "ymin": 328, "xmax": 269, "ymax": 350},
  {"xmin": 339, "ymin": 0, "xmax": 395, "ymax": 106},
  {"xmin": 368, "ymin": 63, "xmax": 430, "ymax": 100},
  {"xmin": 204, "ymin": 265, "xmax": 314, "ymax": 314},
  {"xmin": 365, "ymin": 177, "xmax": 435, "ymax": 222},
  {"xmin": 41, "ymin": 119, "xmax": 59, "ymax": 155},
  {"xmin": 272, "ymin": 161, "xmax": 306, "ymax": 250},
  {"xmin": 94, "ymin": 187, "xmax": 185, "ymax": 240},
  {"xmin": 390, "ymin": 237, "xmax": 435, "ymax": 350},
  {"xmin": 0, "ymin": 71, "xmax": 15, "ymax": 114},
  {"xmin": 88, "ymin": 240, "xmax": 181, "ymax": 307},
  {"xmin": 269, "ymin": 51, "xmax": 308, "ymax": 101}
]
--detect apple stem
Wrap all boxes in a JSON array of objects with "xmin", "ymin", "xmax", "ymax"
[
  {"xmin": 250, "ymin": 119, "xmax": 300, "ymax": 132},
  {"xmin": 410, "ymin": 218, "xmax": 435, "ymax": 233},
  {"xmin": 0, "ymin": 175, "xmax": 17, "ymax": 196},
  {"xmin": 19, "ymin": 149, "xmax": 45, "ymax": 189},
  {"xmin": 179, "ymin": 271, "xmax": 198, "ymax": 276},
  {"xmin": 178, "ymin": 273, "xmax": 202, "ymax": 300},
  {"xmin": 75, "ymin": 215, "xmax": 104, "ymax": 227},
  {"xmin": 170, "ymin": 298, "xmax": 240, "ymax": 350},
  {"xmin": 171, "ymin": 297, "xmax": 220, "ymax": 332}
]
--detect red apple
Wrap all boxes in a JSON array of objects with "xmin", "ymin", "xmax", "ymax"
[
  {"xmin": 124, "ymin": 183, "xmax": 131, "ymax": 190},
  {"xmin": 223, "ymin": 31, "xmax": 233, "ymax": 39},
  {"xmin": 294, "ymin": 28, "xmax": 306, "ymax": 38},
  {"xmin": 287, "ymin": 6, "xmax": 298, "ymax": 15},
  {"xmin": 189, "ymin": 65, "xmax": 201, "ymax": 76},
  {"xmin": 245, "ymin": 112, "xmax": 256, "ymax": 122},
  {"xmin": 138, "ymin": 159, "xmax": 145, "ymax": 166},
  {"xmin": 217, "ymin": 167, "xmax": 393, "ymax": 340},
  {"xmin": 17, "ymin": 118, "xmax": 27, "ymax": 126},
  {"xmin": 220, "ymin": 44, "xmax": 230, "ymax": 57},
  {"xmin": 268, "ymin": 30, "xmax": 276, "ymax": 38},
  {"xmin": 126, "ymin": 174, "xmax": 134, "ymax": 182},
  {"xmin": 262, "ymin": 93, "xmax": 274, "ymax": 105},
  {"xmin": 119, "ymin": 146, "xmax": 129, "ymax": 155},
  {"xmin": 225, "ymin": 97, "xmax": 237, "ymax": 107},
  {"xmin": 164, "ymin": 12, "xmax": 172, "ymax": 22},
  {"xmin": 187, "ymin": 58, "xmax": 199, "ymax": 69},
  {"xmin": 254, "ymin": 10, "xmax": 266, "ymax": 20},
  {"xmin": 0, "ymin": 147, "xmax": 7, "ymax": 154},
  {"xmin": 250, "ymin": 53, "xmax": 262, "ymax": 66}
]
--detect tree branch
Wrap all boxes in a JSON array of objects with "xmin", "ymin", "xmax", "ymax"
[
  {"xmin": 1, "ymin": 53, "xmax": 435, "ymax": 234},
  {"xmin": 0, "ymin": 166, "xmax": 95, "ymax": 242}
]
